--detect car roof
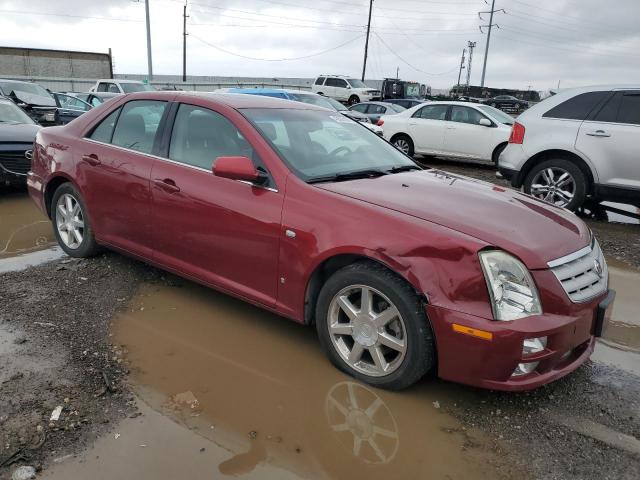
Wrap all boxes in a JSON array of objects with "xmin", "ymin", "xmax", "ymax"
[
  {"xmin": 177, "ymin": 91, "xmax": 327, "ymax": 110},
  {"xmin": 228, "ymin": 87, "xmax": 287, "ymax": 95},
  {"xmin": 95, "ymin": 79, "xmax": 145, "ymax": 84}
]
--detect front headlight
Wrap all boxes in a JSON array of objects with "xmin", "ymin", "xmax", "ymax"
[{"xmin": 479, "ymin": 250, "xmax": 542, "ymax": 321}]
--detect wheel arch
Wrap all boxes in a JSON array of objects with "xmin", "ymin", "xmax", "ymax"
[
  {"xmin": 491, "ymin": 142, "xmax": 508, "ymax": 164},
  {"xmin": 389, "ymin": 132, "xmax": 413, "ymax": 144},
  {"xmin": 516, "ymin": 149, "xmax": 595, "ymax": 191},
  {"xmin": 303, "ymin": 253, "xmax": 426, "ymax": 326},
  {"xmin": 44, "ymin": 174, "xmax": 77, "ymax": 218}
]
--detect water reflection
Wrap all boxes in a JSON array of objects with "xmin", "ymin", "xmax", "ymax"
[{"xmin": 0, "ymin": 192, "xmax": 55, "ymax": 258}]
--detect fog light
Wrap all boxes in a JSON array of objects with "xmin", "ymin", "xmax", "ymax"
[
  {"xmin": 512, "ymin": 361, "xmax": 539, "ymax": 377},
  {"xmin": 523, "ymin": 336, "xmax": 547, "ymax": 355}
]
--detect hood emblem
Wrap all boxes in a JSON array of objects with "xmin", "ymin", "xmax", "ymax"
[
  {"xmin": 25, "ymin": 150, "xmax": 33, "ymax": 161},
  {"xmin": 593, "ymin": 259, "xmax": 603, "ymax": 278}
]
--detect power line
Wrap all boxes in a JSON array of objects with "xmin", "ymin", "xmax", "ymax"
[
  {"xmin": 0, "ymin": 8, "xmax": 142, "ymax": 23},
  {"xmin": 374, "ymin": 33, "xmax": 459, "ymax": 76},
  {"xmin": 189, "ymin": 32, "xmax": 365, "ymax": 61}
]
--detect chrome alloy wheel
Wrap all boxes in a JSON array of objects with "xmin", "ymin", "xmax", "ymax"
[
  {"xmin": 530, "ymin": 167, "xmax": 576, "ymax": 207},
  {"xmin": 393, "ymin": 139, "xmax": 410, "ymax": 154},
  {"xmin": 328, "ymin": 285, "xmax": 407, "ymax": 377},
  {"xmin": 55, "ymin": 193, "xmax": 85, "ymax": 249}
]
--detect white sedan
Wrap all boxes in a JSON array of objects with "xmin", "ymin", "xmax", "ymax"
[{"xmin": 381, "ymin": 101, "xmax": 514, "ymax": 164}]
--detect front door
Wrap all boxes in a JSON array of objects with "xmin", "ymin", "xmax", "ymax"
[
  {"xmin": 150, "ymin": 102, "xmax": 284, "ymax": 306},
  {"xmin": 443, "ymin": 105, "xmax": 495, "ymax": 160},
  {"xmin": 407, "ymin": 104, "xmax": 449, "ymax": 154},
  {"xmin": 577, "ymin": 90, "xmax": 640, "ymax": 191},
  {"xmin": 78, "ymin": 99, "xmax": 169, "ymax": 258}
]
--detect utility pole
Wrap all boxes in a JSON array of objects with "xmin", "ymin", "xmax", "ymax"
[
  {"xmin": 456, "ymin": 48, "xmax": 466, "ymax": 96},
  {"xmin": 479, "ymin": 0, "xmax": 505, "ymax": 88},
  {"xmin": 144, "ymin": 0, "xmax": 153, "ymax": 80},
  {"xmin": 361, "ymin": 0, "xmax": 374, "ymax": 81},
  {"xmin": 396, "ymin": 66, "xmax": 399, "ymax": 79},
  {"xmin": 183, "ymin": 1, "xmax": 188, "ymax": 82},
  {"xmin": 466, "ymin": 41, "xmax": 476, "ymax": 89}
]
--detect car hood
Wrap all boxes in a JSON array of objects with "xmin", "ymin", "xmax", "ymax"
[
  {"xmin": 316, "ymin": 170, "xmax": 591, "ymax": 269},
  {"xmin": 11, "ymin": 90, "xmax": 56, "ymax": 108},
  {"xmin": 0, "ymin": 123, "xmax": 41, "ymax": 143}
]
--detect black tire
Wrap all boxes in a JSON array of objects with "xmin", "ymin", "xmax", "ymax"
[
  {"xmin": 391, "ymin": 134, "xmax": 414, "ymax": 157},
  {"xmin": 51, "ymin": 182, "xmax": 101, "ymax": 258},
  {"xmin": 315, "ymin": 261, "xmax": 436, "ymax": 390},
  {"xmin": 492, "ymin": 143, "xmax": 507, "ymax": 166},
  {"xmin": 317, "ymin": 92, "xmax": 325, "ymax": 96},
  {"xmin": 523, "ymin": 158, "xmax": 588, "ymax": 211},
  {"xmin": 348, "ymin": 95, "xmax": 360, "ymax": 106}
]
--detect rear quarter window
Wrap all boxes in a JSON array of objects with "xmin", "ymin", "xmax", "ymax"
[{"xmin": 543, "ymin": 91, "xmax": 609, "ymax": 120}]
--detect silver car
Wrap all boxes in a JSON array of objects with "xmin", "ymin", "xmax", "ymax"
[{"xmin": 499, "ymin": 85, "xmax": 640, "ymax": 211}]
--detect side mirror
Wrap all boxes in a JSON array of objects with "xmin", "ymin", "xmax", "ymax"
[
  {"xmin": 213, "ymin": 156, "xmax": 264, "ymax": 184},
  {"xmin": 479, "ymin": 118, "xmax": 493, "ymax": 127}
]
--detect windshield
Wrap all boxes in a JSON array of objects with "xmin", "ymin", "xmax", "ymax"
[
  {"xmin": 388, "ymin": 103, "xmax": 406, "ymax": 113},
  {"xmin": 121, "ymin": 83, "xmax": 155, "ymax": 93},
  {"xmin": 347, "ymin": 79, "xmax": 367, "ymax": 89},
  {"xmin": 243, "ymin": 108, "xmax": 416, "ymax": 182},
  {"xmin": 0, "ymin": 101, "xmax": 35, "ymax": 124},
  {"xmin": 0, "ymin": 81, "xmax": 50, "ymax": 98},
  {"xmin": 478, "ymin": 105, "xmax": 514, "ymax": 125}
]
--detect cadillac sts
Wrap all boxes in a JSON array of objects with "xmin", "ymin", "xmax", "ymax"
[{"xmin": 27, "ymin": 92, "xmax": 615, "ymax": 391}]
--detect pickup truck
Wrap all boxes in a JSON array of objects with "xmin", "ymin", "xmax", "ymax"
[{"xmin": 89, "ymin": 79, "xmax": 155, "ymax": 94}]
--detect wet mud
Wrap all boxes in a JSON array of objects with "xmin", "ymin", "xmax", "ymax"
[{"xmin": 0, "ymin": 191, "xmax": 55, "ymax": 259}]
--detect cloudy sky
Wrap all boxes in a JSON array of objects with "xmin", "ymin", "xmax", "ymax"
[{"xmin": 0, "ymin": 0, "xmax": 638, "ymax": 91}]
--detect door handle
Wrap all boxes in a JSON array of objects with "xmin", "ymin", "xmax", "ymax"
[
  {"xmin": 408, "ymin": 121, "xmax": 417, "ymax": 126},
  {"xmin": 586, "ymin": 130, "xmax": 611, "ymax": 137},
  {"xmin": 81, "ymin": 154, "xmax": 101, "ymax": 166},
  {"xmin": 154, "ymin": 178, "xmax": 180, "ymax": 193}
]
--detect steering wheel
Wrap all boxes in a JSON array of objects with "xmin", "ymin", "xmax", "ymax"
[{"xmin": 328, "ymin": 146, "xmax": 350, "ymax": 157}]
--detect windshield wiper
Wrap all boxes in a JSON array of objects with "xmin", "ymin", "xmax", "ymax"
[
  {"xmin": 388, "ymin": 165, "xmax": 422, "ymax": 174},
  {"xmin": 308, "ymin": 169, "xmax": 388, "ymax": 184}
]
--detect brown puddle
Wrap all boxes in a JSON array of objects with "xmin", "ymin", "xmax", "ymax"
[
  {"xmin": 0, "ymin": 192, "xmax": 55, "ymax": 258},
  {"xmin": 44, "ymin": 281, "xmax": 519, "ymax": 479}
]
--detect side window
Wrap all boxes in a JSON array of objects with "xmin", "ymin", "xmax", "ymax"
[
  {"xmin": 617, "ymin": 93, "xmax": 640, "ymax": 125},
  {"xmin": 97, "ymin": 82, "xmax": 110, "ymax": 92},
  {"xmin": 169, "ymin": 104, "xmax": 255, "ymax": 170},
  {"xmin": 450, "ymin": 106, "xmax": 485, "ymax": 125},
  {"xmin": 336, "ymin": 79, "xmax": 348, "ymax": 89},
  {"xmin": 108, "ymin": 84, "xmax": 120, "ymax": 94},
  {"xmin": 90, "ymin": 97, "xmax": 102, "ymax": 107},
  {"xmin": 543, "ymin": 91, "xmax": 609, "ymax": 120},
  {"xmin": 315, "ymin": 77, "xmax": 326, "ymax": 86},
  {"xmin": 414, "ymin": 105, "xmax": 448, "ymax": 120},
  {"xmin": 371, "ymin": 105, "xmax": 386, "ymax": 114},
  {"xmin": 593, "ymin": 93, "xmax": 622, "ymax": 123},
  {"xmin": 350, "ymin": 104, "xmax": 368, "ymax": 113},
  {"xmin": 111, "ymin": 100, "xmax": 167, "ymax": 154},
  {"xmin": 325, "ymin": 78, "xmax": 339, "ymax": 87},
  {"xmin": 88, "ymin": 107, "xmax": 121, "ymax": 143}
]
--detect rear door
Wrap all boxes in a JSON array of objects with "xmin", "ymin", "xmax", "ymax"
[
  {"xmin": 443, "ymin": 105, "xmax": 495, "ymax": 160},
  {"xmin": 577, "ymin": 90, "xmax": 640, "ymax": 191},
  {"xmin": 78, "ymin": 99, "xmax": 169, "ymax": 258},
  {"xmin": 407, "ymin": 104, "xmax": 449, "ymax": 154}
]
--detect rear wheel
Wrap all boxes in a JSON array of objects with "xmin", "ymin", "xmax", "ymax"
[
  {"xmin": 348, "ymin": 95, "xmax": 360, "ymax": 106},
  {"xmin": 51, "ymin": 183, "xmax": 100, "ymax": 257},
  {"xmin": 315, "ymin": 261, "xmax": 435, "ymax": 390},
  {"xmin": 523, "ymin": 158, "xmax": 587, "ymax": 211},
  {"xmin": 392, "ymin": 135, "xmax": 414, "ymax": 157}
]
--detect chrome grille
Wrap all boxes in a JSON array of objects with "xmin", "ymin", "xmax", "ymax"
[{"xmin": 548, "ymin": 239, "xmax": 608, "ymax": 303}]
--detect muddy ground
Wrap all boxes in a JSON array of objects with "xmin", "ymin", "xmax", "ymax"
[{"xmin": 1, "ymin": 170, "xmax": 639, "ymax": 479}]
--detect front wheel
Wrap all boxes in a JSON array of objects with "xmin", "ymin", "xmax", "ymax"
[
  {"xmin": 51, "ymin": 183, "xmax": 101, "ymax": 257},
  {"xmin": 348, "ymin": 95, "xmax": 360, "ymax": 106},
  {"xmin": 523, "ymin": 159, "xmax": 587, "ymax": 211},
  {"xmin": 315, "ymin": 262, "xmax": 435, "ymax": 390},
  {"xmin": 392, "ymin": 135, "xmax": 414, "ymax": 157}
]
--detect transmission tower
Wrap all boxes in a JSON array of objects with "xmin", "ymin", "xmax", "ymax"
[
  {"xmin": 479, "ymin": 0, "xmax": 505, "ymax": 87},
  {"xmin": 466, "ymin": 41, "xmax": 476, "ymax": 88}
]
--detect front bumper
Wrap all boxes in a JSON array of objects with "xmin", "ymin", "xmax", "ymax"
[{"xmin": 427, "ymin": 289, "xmax": 613, "ymax": 391}]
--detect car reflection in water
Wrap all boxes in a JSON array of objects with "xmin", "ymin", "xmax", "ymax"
[{"xmin": 113, "ymin": 281, "xmax": 513, "ymax": 479}]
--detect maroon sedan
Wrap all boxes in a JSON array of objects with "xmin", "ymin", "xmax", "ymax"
[{"xmin": 27, "ymin": 91, "xmax": 614, "ymax": 391}]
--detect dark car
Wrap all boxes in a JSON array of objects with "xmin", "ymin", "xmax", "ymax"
[
  {"xmin": 348, "ymin": 101, "xmax": 405, "ymax": 124},
  {"xmin": 53, "ymin": 93, "xmax": 92, "ymax": 124},
  {"xmin": 483, "ymin": 95, "xmax": 528, "ymax": 112},
  {"xmin": 0, "ymin": 97, "xmax": 40, "ymax": 185},
  {"xmin": 67, "ymin": 92, "xmax": 121, "ymax": 108},
  {"xmin": 383, "ymin": 98, "xmax": 424, "ymax": 109},
  {"xmin": 0, "ymin": 79, "xmax": 58, "ymax": 126}
]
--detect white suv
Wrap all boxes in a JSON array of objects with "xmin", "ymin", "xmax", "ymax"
[
  {"xmin": 499, "ymin": 85, "xmax": 640, "ymax": 211},
  {"xmin": 89, "ymin": 79, "xmax": 155, "ymax": 94},
  {"xmin": 311, "ymin": 75, "xmax": 381, "ymax": 105}
]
